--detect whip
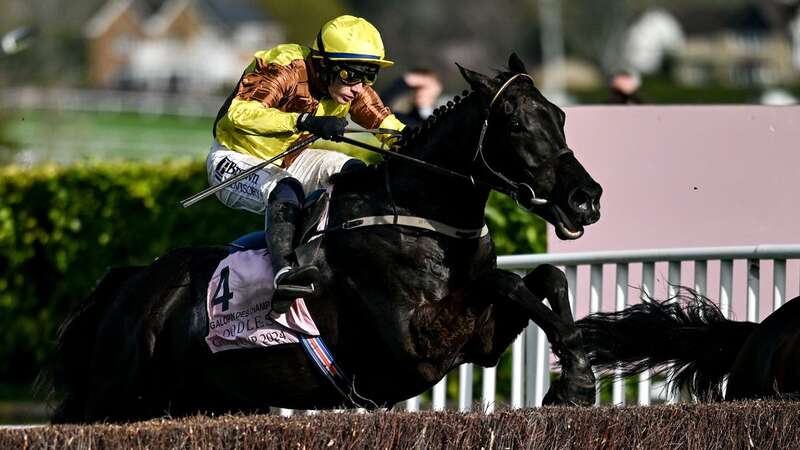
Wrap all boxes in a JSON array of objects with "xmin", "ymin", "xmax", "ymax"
[{"xmin": 179, "ymin": 135, "xmax": 320, "ymax": 208}]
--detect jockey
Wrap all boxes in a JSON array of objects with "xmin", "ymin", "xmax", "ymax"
[{"xmin": 207, "ymin": 15, "xmax": 405, "ymax": 313}]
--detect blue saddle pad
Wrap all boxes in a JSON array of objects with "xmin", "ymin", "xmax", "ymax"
[{"xmin": 229, "ymin": 231, "xmax": 267, "ymax": 253}]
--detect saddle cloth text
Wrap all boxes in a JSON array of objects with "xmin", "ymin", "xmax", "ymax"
[{"xmin": 205, "ymin": 249, "xmax": 320, "ymax": 353}]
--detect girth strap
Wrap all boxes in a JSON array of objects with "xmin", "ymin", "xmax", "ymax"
[
  {"xmin": 300, "ymin": 335, "xmax": 377, "ymax": 408},
  {"xmin": 339, "ymin": 215, "xmax": 489, "ymax": 239}
]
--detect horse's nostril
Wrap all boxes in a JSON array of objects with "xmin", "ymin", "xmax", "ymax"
[
  {"xmin": 568, "ymin": 188, "xmax": 601, "ymax": 224},
  {"xmin": 569, "ymin": 189, "xmax": 591, "ymax": 212}
]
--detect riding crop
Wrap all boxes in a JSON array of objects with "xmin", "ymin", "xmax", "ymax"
[{"xmin": 179, "ymin": 135, "xmax": 320, "ymax": 208}]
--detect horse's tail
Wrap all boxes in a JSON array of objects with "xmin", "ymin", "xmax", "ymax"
[
  {"xmin": 46, "ymin": 266, "xmax": 143, "ymax": 423},
  {"xmin": 576, "ymin": 288, "xmax": 757, "ymax": 400}
]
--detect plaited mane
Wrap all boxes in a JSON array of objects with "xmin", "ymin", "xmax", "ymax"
[{"xmin": 395, "ymin": 90, "xmax": 474, "ymax": 152}]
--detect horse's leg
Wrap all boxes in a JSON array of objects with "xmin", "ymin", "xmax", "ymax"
[
  {"xmin": 451, "ymin": 268, "xmax": 593, "ymax": 405},
  {"xmin": 524, "ymin": 264, "xmax": 574, "ymax": 324},
  {"xmin": 521, "ymin": 264, "xmax": 595, "ymax": 406}
]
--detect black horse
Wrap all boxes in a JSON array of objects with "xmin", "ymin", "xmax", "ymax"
[
  {"xmin": 577, "ymin": 288, "xmax": 800, "ymax": 401},
  {"xmin": 50, "ymin": 54, "xmax": 603, "ymax": 423}
]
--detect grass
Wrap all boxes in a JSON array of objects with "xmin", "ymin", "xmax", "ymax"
[
  {"xmin": 1, "ymin": 109, "xmax": 385, "ymax": 165},
  {"xmin": 4, "ymin": 110, "xmax": 213, "ymax": 164}
]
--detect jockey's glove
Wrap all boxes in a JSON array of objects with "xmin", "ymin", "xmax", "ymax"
[
  {"xmin": 296, "ymin": 113, "xmax": 347, "ymax": 141},
  {"xmin": 400, "ymin": 125, "xmax": 418, "ymax": 141},
  {"xmin": 388, "ymin": 125, "xmax": 417, "ymax": 149}
]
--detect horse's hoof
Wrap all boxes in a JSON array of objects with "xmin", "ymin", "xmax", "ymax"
[
  {"xmin": 568, "ymin": 367, "xmax": 597, "ymax": 405},
  {"xmin": 542, "ymin": 378, "xmax": 596, "ymax": 406},
  {"xmin": 568, "ymin": 381, "xmax": 597, "ymax": 406},
  {"xmin": 542, "ymin": 378, "xmax": 571, "ymax": 406},
  {"xmin": 541, "ymin": 386, "xmax": 562, "ymax": 406}
]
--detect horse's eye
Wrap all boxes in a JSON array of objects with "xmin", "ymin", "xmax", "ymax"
[{"xmin": 509, "ymin": 119, "xmax": 524, "ymax": 131}]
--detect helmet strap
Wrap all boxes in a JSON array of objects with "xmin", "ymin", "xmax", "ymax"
[
  {"xmin": 315, "ymin": 32, "xmax": 327, "ymax": 57},
  {"xmin": 313, "ymin": 32, "xmax": 334, "ymax": 85},
  {"xmin": 312, "ymin": 59, "xmax": 333, "ymax": 86}
]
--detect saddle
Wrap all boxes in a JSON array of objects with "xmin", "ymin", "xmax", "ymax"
[
  {"xmin": 206, "ymin": 191, "xmax": 331, "ymax": 354},
  {"xmin": 208, "ymin": 195, "xmax": 364, "ymax": 404}
]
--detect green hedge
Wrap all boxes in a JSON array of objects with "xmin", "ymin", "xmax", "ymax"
[{"xmin": 0, "ymin": 162, "xmax": 545, "ymax": 386}]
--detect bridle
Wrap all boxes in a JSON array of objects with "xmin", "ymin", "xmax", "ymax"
[
  {"xmin": 335, "ymin": 73, "xmax": 573, "ymax": 209},
  {"xmin": 324, "ymin": 72, "xmax": 575, "ymax": 240},
  {"xmin": 471, "ymin": 73, "xmax": 574, "ymax": 209}
]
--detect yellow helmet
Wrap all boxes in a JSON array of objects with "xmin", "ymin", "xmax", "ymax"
[{"xmin": 311, "ymin": 15, "xmax": 394, "ymax": 68}]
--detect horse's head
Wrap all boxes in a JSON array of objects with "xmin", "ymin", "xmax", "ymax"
[{"xmin": 458, "ymin": 54, "xmax": 602, "ymax": 240}]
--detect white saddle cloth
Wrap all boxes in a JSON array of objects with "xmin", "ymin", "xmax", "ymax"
[{"xmin": 205, "ymin": 248, "xmax": 320, "ymax": 354}]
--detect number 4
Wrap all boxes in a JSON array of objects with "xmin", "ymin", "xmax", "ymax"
[{"xmin": 211, "ymin": 266, "xmax": 233, "ymax": 311}]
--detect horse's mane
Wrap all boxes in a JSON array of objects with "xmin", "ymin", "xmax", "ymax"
[
  {"xmin": 393, "ymin": 67, "xmax": 535, "ymax": 154},
  {"xmin": 329, "ymin": 89, "xmax": 478, "ymax": 190},
  {"xmin": 394, "ymin": 89, "xmax": 475, "ymax": 152}
]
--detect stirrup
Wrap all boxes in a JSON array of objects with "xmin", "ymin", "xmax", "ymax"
[{"xmin": 271, "ymin": 266, "xmax": 321, "ymax": 314}]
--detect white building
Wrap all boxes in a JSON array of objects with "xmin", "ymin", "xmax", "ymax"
[
  {"xmin": 623, "ymin": 9, "xmax": 686, "ymax": 75},
  {"xmin": 85, "ymin": 0, "xmax": 284, "ymax": 92}
]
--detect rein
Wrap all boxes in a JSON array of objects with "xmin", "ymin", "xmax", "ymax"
[
  {"xmin": 336, "ymin": 135, "xmax": 505, "ymax": 193},
  {"xmin": 338, "ymin": 73, "xmax": 570, "ymax": 209},
  {"xmin": 322, "ymin": 73, "xmax": 569, "ymax": 240}
]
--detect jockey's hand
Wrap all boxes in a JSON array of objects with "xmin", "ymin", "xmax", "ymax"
[
  {"xmin": 296, "ymin": 113, "xmax": 347, "ymax": 141},
  {"xmin": 401, "ymin": 125, "xmax": 418, "ymax": 141},
  {"xmin": 393, "ymin": 125, "xmax": 418, "ymax": 148}
]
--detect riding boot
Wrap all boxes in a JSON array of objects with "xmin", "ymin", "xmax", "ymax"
[{"xmin": 266, "ymin": 200, "xmax": 320, "ymax": 314}]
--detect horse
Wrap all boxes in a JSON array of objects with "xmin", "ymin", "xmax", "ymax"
[
  {"xmin": 577, "ymin": 288, "xmax": 800, "ymax": 401},
  {"xmin": 49, "ymin": 53, "xmax": 603, "ymax": 423}
]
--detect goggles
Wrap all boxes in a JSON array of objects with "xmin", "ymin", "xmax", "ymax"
[{"xmin": 332, "ymin": 63, "xmax": 379, "ymax": 86}]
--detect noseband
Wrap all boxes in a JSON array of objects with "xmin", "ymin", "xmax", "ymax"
[{"xmin": 471, "ymin": 73, "xmax": 573, "ymax": 208}]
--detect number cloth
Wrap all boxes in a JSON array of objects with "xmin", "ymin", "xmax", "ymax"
[{"xmin": 205, "ymin": 248, "xmax": 320, "ymax": 353}]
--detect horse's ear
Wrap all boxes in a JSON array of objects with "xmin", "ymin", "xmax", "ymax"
[
  {"xmin": 508, "ymin": 53, "xmax": 527, "ymax": 74},
  {"xmin": 456, "ymin": 62, "xmax": 495, "ymax": 98}
]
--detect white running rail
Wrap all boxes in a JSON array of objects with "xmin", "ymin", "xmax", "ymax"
[{"xmin": 405, "ymin": 244, "xmax": 800, "ymax": 411}]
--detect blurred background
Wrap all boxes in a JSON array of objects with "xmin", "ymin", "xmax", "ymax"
[
  {"xmin": 1, "ymin": 0, "xmax": 799, "ymax": 164},
  {"xmin": 0, "ymin": 0, "xmax": 798, "ymax": 421}
]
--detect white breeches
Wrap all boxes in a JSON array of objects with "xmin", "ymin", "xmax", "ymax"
[{"xmin": 206, "ymin": 140, "xmax": 354, "ymax": 214}]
